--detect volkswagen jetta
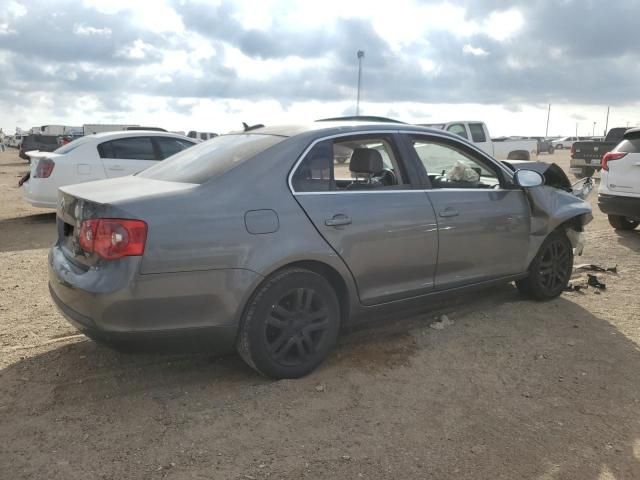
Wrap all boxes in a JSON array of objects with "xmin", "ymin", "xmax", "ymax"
[{"xmin": 49, "ymin": 121, "xmax": 592, "ymax": 378}]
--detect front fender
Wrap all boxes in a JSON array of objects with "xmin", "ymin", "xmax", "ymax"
[{"xmin": 525, "ymin": 185, "xmax": 593, "ymax": 265}]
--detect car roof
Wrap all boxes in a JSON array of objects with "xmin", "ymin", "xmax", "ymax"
[{"xmin": 227, "ymin": 121, "xmax": 457, "ymax": 139}]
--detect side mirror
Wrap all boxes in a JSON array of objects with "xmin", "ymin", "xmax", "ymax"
[{"xmin": 514, "ymin": 169, "xmax": 544, "ymax": 188}]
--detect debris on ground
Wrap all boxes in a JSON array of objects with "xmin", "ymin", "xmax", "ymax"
[
  {"xmin": 587, "ymin": 274, "xmax": 607, "ymax": 290},
  {"xmin": 430, "ymin": 314, "xmax": 454, "ymax": 330},
  {"xmin": 315, "ymin": 384, "xmax": 325, "ymax": 392},
  {"xmin": 574, "ymin": 264, "xmax": 618, "ymax": 274}
]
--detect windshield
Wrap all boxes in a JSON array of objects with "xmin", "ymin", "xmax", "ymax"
[
  {"xmin": 137, "ymin": 134, "xmax": 285, "ymax": 184},
  {"xmin": 53, "ymin": 136, "xmax": 93, "ymax": 154}
]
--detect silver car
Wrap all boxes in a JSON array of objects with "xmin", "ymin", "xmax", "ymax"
[{"xmin": 49, "ymin": 121, "xmax": 592, "ymax": 378}]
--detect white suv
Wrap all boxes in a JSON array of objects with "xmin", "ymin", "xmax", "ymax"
[{"xmin": 598, "ymin": 128, "xmax": 640, "ymax": 230}]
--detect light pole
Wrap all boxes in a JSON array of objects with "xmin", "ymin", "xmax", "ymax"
[
  {"xmin": 356, "ymin": 50, "xmax": 365, "ymax": 116},
  {"xmin": 545, "ymin": 104, "xmax": 551, "ymax": 137},
  {"xmin": 593, "ymin": 122, "xmax": 596, "ymax": 136},
  {"xmin": 604, "ymin": 106, "xmax": 610, "ymax": 136}
]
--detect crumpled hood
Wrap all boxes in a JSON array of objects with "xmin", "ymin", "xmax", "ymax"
[{"xmin": 525, "ymin": 185, "xmax": 593, "ymax": 264}]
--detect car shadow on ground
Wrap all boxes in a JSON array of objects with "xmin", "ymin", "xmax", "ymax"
[
  {"xmin": 1, "ymin": 288, "xmax": 640, "ymax": 478},
  {"xmin": 615, "ymin": 229, "xmax": 640, "ymax": 253},
  {"xmin": 0, "ymin": 212, "xmax": 57, "ymax": 253}
]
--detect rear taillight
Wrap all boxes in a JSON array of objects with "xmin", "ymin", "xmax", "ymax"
[
  {"xmin": 601, "ymin": 152, "xmax": 627, "ymax": 171},
  {"xmin": 78, "ymin": 218, "xmax": 147, "ymax": 260},
  {"xmin": 34, "ymin": 158, "xmax": 55, "ymax": 178},
  {"xmin": 570, "ymin": 143, "xmax": 576, "ymax": 157}
]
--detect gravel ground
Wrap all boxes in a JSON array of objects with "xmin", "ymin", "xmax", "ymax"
[{"xmin": 1, "ymin": 148, "xmax": 639, "ymax": 480}]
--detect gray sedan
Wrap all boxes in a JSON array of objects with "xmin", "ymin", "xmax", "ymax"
[{"xmin": 49, "ymin": 121, "xmax": 592, "ymax": 378}]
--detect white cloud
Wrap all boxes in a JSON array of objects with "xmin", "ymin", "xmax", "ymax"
[
  {"xmin": 74, "ymin": 24, "xmax": 112, "ymax": 36},
  {"xmin": 463, "ymin": 44, "xmax": 489, "ymax": 56}
]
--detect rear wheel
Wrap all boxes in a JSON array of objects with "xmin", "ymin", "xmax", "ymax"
[
  {"xmin": 608, "ymin": 215, "xmax": 639, "ymax": 231},
  {"xmin": 574, "ymin": 167, "xmax": 595, "ymax": 179},
  {"xmin": 548, "ymin": 146, "xmax": 555, "ymax": 154},
  {"xmin": 237, "ymin": 268, "xmax": 340, "ymax": 379},
  {"xmin": 556, "ymin": 144, "xmax": 563, "ymax": 150},
  {"xmin": 516, "ymin": 230, "xmax": 574, "ymax": 300}
]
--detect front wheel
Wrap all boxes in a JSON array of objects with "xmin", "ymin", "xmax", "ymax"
[
  {"xmin": 555, "ymin": 144, "xmax": 563, "ymax": 150},
  {"xmin": 516, "ymin": 230, "xmax": 574, "ymax": 300},
  {"xmin": 237, "ymin": 268, "xmax": 340, "ymax": 379},
  {"xmin": 608, "ymin": 215, "xmax": 639, "ymax": 231}
]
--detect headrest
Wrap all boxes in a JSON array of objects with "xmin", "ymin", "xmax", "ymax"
[{"xmin": 349, "ymin": 148, "xmax": 383, "ymax": 174}]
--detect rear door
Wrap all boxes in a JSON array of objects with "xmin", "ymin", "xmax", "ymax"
[
  {"xmin": 406, "ymin": 134, "xmax": 530, "ymax": 289},
  {"xmin": 291, "ymin": 133, "xmax": 439, "ymax": 306},
  {"xmin": 98, "ymin": 136, "xmax": 158, "ymax": 177},
  {"xmin": 607, "ymin": 134, "xmax": 640, "ymax": 195}
]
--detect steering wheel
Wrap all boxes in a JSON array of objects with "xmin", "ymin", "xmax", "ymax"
[{"xmin": 375, "ymin": 168, "xmax": 397, "ymax": 187}]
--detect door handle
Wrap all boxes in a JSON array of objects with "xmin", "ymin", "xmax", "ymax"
[
  {"xmin": 325, "ymin": 215, "xmax": 352, "ymax": 227},
  {"xmin": 439, "ymin": 208, "xmax": 459, "ymax": 218}
]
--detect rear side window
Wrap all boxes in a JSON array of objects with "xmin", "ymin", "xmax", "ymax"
[
  {"xmin": 468, "ymin": 123, "xmax": 487, "ymax": 143},
  {"xmin": 137, "ymin": 134, "xmax": 284, "ymax": 184},
  {"xmin": 98, "ymin": 137, "xmax": 156, "ymax": 160},
  {"xmin": 154, "ymin": 137, "xmax": 195, "ymax": 159}
]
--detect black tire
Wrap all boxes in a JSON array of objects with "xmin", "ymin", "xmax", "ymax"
[
  {"xmin": 507, "ymin": 150, "xmax": 530, "ymax": 160},
  {"xmin": 573, "ymin": 167, "xmax": 595, "ymax": 179},
  {"xmin": 548, "ymin": 146, "xmax": 555, "ymax": 154},
  {"xmin": 556, "ymin": 144, "xmax": 563, "ymax": 150},
  {"xmin": 237, "ymin": 268, "xmax": 340, "ymax": 379},
  {"xmin": 516, "ymin": 230, "xmax": 574, "ymax": 300},
  {"xmin": 608, "ymin": 215, "xmax": 639, "ymax": 231}
]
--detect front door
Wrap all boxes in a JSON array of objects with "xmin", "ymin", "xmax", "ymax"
[
  {"xmin": 291, "ymin": 134, "xmax": 439, "ymax": 306},
  {"xmin": 407, "ymin": 134, "xmax": 530, "ymax": 289}
]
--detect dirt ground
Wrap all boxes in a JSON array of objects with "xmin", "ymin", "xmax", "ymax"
[{"xmin": 1, "ymin": 147, "xmax": 639, "ymax": 480}]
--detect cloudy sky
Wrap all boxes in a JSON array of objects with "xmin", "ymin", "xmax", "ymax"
[{"xmin": 0, "ymin": 0, "xmax": 638, "ymax": 137}]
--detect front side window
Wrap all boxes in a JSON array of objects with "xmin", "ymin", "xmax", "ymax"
[
  {"xmin": 446, "ymin": 123, "xmax": 468, "ymax": 139},
  {"xmin": 292, "ymin": 135, "xmax": 408, "ymax": 192},
  {"xmin": 411, "ymin": 136, "xmax": 500, "ymax": 189},
  {"xmin": 98, "ymin": 137, "xmax": 156, "ymax": 160}
]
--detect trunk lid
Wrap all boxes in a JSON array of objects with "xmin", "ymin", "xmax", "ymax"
[{"xmin": 56, "ymin": 176, "xmax": 198, "ymax": 266}]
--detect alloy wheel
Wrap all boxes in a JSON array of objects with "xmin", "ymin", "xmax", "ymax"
[
  {"xmin": 537, "ymin": 238, "xmax": 572, "ymax": 294},
  {"xmin": 264, "ymin": 288, "xmax": 330, "ymax": 367}
]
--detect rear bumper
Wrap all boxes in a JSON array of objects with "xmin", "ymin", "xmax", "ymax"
[
  {"xmin": 570, "ymin": 158, "xmax": 601, "ymax": 168},
  {"xmin": 21, "ymin": 180, "xmax": 57, "ymax": 209},
  {"xmin": 48, "ymin": 244, "xmax": 263, "ymax": 350},
  {"xmin": 598, "ymin": 194, "xmax": 640, "ymax": 221}
]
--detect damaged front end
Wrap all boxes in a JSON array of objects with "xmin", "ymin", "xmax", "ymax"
[{"xmin": 503, "ymin": 160, "xmax": 594, "ymax": 262}]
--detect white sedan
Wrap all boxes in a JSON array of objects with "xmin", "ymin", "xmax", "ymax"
[{"xmin": 20, "ymin": 131, "xmax": 197, "ymax": 209}]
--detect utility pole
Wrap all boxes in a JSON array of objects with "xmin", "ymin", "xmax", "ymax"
[
  {"xmin": 604, "ymin": 106, "xmax": 610, "ymax": 135},
  {"xmin": 545, "ymin": 104, "xmax": 551, "ymax": 137},
  {"xmin": 576, "ymin": 123, "xmax": 578, "ymax": 138},
  {"xmin": 356, "ymin": 50, "xmax": 365, "ymax": 116},
  {"xmin": 593, "ymin": 121, "xmax": 596, "ymax": 136}
]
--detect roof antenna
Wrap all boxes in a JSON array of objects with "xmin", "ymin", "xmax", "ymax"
[{"xmin": 242, "ymin": 122, "xmax": 265, "ymax": 132}]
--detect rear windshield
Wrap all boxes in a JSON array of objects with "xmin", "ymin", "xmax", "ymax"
[
  {"xmin": 615, "ymin": 138, "xmax": 640, "ymax": 153},
  {"xmin": 54, "ymin": 136, "xmax": 92, "ymax": 154},
  {"xmin": 136, "ymin": 134, "xmax": 285, "ymax": 184}
]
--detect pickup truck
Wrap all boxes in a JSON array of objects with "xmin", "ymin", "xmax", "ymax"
[
  {"xmin": 18, "ymin": 134, "xmax": 60, "ymax": 161},
  {"xmin": 570, "ymin": 127, "xmax": 628, "ymax": 178},
  {"xmin": 422, "ymin": 121, "xmax": 538, "ymax": 160}
]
